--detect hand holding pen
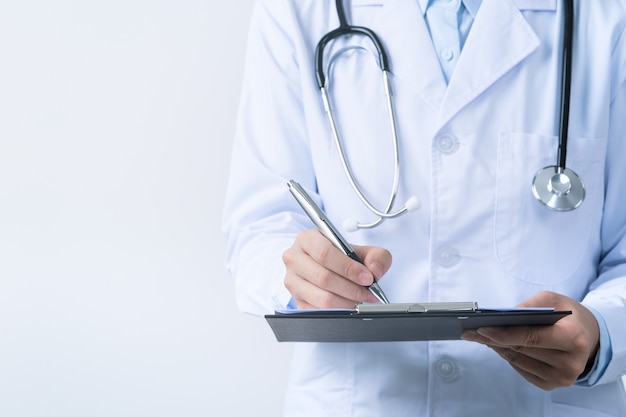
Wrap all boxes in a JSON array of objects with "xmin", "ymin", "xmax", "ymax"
[{"xmin": 283, "ymin": 180, "xmax": 391, "ymax": 308}]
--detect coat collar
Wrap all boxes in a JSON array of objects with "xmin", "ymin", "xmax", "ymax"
[
  {"xmin": 417, "ymin": 0, "xmax": 483, "ymax": 18},
  {"xmin": 368, "ymin": 0, "xmax": 554, "ymax": 128}
]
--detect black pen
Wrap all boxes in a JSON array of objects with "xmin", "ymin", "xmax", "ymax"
[{"xmin": 287, "ymin": 180, "xmax": 390, "ymax": 304}]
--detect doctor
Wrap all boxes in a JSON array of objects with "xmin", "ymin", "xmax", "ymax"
[{"xmin": 223, "ymin": 0, "xmax": 626, "ymax": 416}]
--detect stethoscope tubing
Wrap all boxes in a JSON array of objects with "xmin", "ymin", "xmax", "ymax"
[
  {"xmin": 315, "ymin": 0, "xmax": 389, "ymax": 89},
  {"xmin": 532, "ymin": 0, "xmax": 585, "ymax": 211},
  {"xmin": 315, "ymin": 0, "xmax": 584, "ymax": 224},
  {"xmin": 557, "ymin": 0, "xmax": 574, "ymax": 170},
  {"xmin": 319, "ymin": 72, "xmax": 404, "ymax": 225},
  {"xmin": 316, "ymin": 0, "xmax": 410, "ymax": 227}
]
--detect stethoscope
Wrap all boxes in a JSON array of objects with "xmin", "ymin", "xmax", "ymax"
[{"xmin": 315, "ymin": 0, "xmax": 584, "ymax": 232}]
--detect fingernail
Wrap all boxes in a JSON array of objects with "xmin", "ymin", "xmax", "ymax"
[
  {"xmin": 369, "ymin": 262, "xmax": 384, "ymax": 279},
  {"xmin": 460, "ymin": 330, "xmax": 479, "ymax": 341},
  {"xmin": 477, "ymin": 328, "xmax": 495, "ymax": 339},
  {"xmin": 358, "ymin": 271, "xmax": 373, "ymax": 286}
]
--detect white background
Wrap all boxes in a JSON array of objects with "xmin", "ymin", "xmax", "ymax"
[{"xmin": 0, "ymin": 1, "xmax": 293, "ymax": 416}]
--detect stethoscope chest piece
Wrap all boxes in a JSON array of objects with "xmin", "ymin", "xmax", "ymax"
[{"xmin": 532, "ymin": 166, "xmax": 585, "ymax": 211}]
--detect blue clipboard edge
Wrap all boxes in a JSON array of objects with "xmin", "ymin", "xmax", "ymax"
[{"xmin": 264, "ymin": 310, "xmax": 572, "ymax": 343}]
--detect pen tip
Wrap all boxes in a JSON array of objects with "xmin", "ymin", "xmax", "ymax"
[{"xmin": 369, "ymin": 282, "xmax": 390, "ymax": 304}]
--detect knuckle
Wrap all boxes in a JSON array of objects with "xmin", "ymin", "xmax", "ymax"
[
  {"xmin": 312, "ymin": 242, "xmax": 333, "ymax": 264},
  {"xmin": 283, "ymin": 274, "xmax": 293, "ymax": 290},
  {"xmin": 570, "ymin": 334, "xmax": 591, "ymax": 354},
  {"xmin": 523, "ymin": 330, "xmax": 541, "ymax": 347},
  {"xmin": 284, "ymin": 273, "xmax": 299, "ymax": 292},
  {"xmin": 539, "ymin": 382, "xmax": 557, "ymax": 392},
  {"xmin": 545, "ymin": 359, "xmax": 579, "ymax": 388},
  {"xmin": 563, "ymin": 359, "xmax": 585, "ymax": 381},
  {"xmin": 510, "ymin": 344, "xmax": 524, "ymax": 353},
  {"xmin": 315, "ymin": 292, "xmax": 335, "ymax": 309},
  {"xmin": 282, "ymin": 248, "xmax": 295, "ymax": 266},
  {"xmin": 502, "ymin": 349, "xmax": 520, "ymax": 364},
  {"xmin": 314, "ymin": 267, "xmax": 333, "ymax": 288},
  {"xmin": 492, "ymin": 346, "xmax": 517, "ymax": 364},
  {"xmin": 555, "ymin": 372, "xmax": 577, "ymax": 388},
  {"xmin": 353, "ymin": 286, "xmax": 369, "ymax": 302}
]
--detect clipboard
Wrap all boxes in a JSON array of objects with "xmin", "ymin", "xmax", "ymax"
[{"xmin": 265, "ymin": 303, "xmax": 572, "ymax": 342}]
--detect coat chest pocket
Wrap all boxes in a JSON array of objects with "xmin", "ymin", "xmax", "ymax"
[{"xmin": 494, "ymin": 132, "xmax": 606, "ymax": 284}]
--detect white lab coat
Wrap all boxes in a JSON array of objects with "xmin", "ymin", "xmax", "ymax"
[{"xmin": 223, "ymin": 0, "xmax": 626, "ymax": 415}]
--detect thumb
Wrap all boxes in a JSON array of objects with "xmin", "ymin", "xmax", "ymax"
[
  {"xmin": 354, "ymin": 245, "xmax": 392, "ymax": 281},
  {"xmin": 516, "ymin": 290, "xmax": 568, "ymax": 309}
]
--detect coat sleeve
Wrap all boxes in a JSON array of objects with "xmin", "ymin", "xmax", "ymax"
[
  {"xmin": 222, "ymin": 0, "xmax": 320, "ymax": 315},
  {"xmin": 581, "ymin": 23, "xmax": 626, "ymax": 386}
]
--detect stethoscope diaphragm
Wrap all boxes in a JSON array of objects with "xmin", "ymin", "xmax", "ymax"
[{"xmin": 531, "ymin": 166, "xmax": 585, "ymax": 211}]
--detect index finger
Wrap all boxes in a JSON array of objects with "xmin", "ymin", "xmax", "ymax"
[
  {"xmin": 303, "ymin": 230, "xmax": 375, "ymax": 287},
  {"xmin": 475, "ymin": 325, "xmax": 569, "ymax": 351}
]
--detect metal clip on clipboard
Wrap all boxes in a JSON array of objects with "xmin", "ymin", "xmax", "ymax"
[{"xmin": 355, "ymin": 302, "xmax": 478, "ymax": 314}]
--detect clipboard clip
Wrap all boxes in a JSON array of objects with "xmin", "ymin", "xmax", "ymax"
[{"xmin": 356, "ymin": 302, "xmax": 478, "ymax": 314}]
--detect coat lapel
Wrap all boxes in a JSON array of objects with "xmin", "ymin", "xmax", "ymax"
[
  {"xmin": 343, "ymin": 0, "xmax": 554, "ymax": 127},
  {"xmin": 371, "ymin": 0, "xmax": 449, "ymax": 112},
  {"xmin": 438, "ymin": 0, "xmax": 545, "ymax": 127}
]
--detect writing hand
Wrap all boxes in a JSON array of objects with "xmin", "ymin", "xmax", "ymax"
[{"xmin": 283, "ymin": 229, "xmax": 392, "ymax": 309}]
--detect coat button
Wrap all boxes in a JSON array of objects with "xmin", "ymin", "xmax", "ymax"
[
  {"xmin": 435, "ymin": 358, "xmax": 458, "ymax": 380},
  {"xmin": 435, "ymin": 134, "xmax": 459, "ymax": 154},
  {"xmin": 435, "ymin": 245, "xmax": 460, "ymax": 267},
  {"xmin": 440, "ymin": 48, "xmax": 454, "ymax": 61}
]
